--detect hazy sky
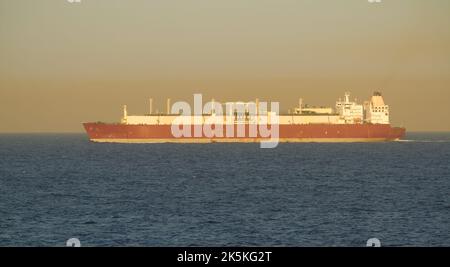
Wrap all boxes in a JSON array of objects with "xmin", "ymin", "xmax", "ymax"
[{"xmin": 1, "ymin": 0, "xmax": 449, "ymax": 132}]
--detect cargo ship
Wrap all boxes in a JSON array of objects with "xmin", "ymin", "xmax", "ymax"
[{"xmin": 83, "ymin": 92, "xmax": 405, "ymax": 143}]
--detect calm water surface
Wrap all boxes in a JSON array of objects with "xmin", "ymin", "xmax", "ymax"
[{"xmin": 0, "ymin": 132, "xmax": 449, "ymax": 246}]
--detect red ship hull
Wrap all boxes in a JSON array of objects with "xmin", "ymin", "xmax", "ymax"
[{"xmin": 83, "ymin": 123, "xmax": 406, "ymax": 143}]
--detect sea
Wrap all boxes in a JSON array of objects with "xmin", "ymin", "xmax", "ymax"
[{"xmin": 0, "ymin": 132, "xmax": 449, "ymax": 247}]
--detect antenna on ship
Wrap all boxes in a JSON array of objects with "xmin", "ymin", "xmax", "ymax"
[
  {"xmin": 149, "ymin": 98, "xmax": 153, "ymax": 115},
  {"xmin": 166, "ymin": 98, "xmax": 171, "ymax": 114},
  {"xmin": 298, "ymin": 98, "xmax": 303, "ymax": 114},
  {"xmin": 121, "ymin": 104, "xmax": 128, "ymax": 124},
  {"xmin": 123, "ymin": 105, "xmax": 127, "ymax": 118},
  {"xmin": 345, "ymin": 92, "xmax": 350, "ymax": 103}
]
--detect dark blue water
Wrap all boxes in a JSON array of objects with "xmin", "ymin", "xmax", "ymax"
[{"xmin": 0, "ymin": 133, "xmax": 449, "ymax": 247}]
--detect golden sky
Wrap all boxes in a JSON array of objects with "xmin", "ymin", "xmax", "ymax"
[{"xmin": 1, "ymin": 0, "xmax": 449, "ymax": 132}]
